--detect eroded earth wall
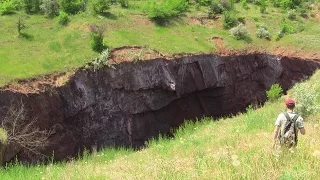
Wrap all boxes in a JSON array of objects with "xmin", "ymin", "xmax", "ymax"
[{"xmin": 0, "ymin": 54, "xmax": 319, "ymax": 162}]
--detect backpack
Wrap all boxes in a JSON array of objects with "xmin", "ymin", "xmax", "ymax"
[{"xmin": 279, "ymin": 112, "xmax": 299, "ymax": 148}]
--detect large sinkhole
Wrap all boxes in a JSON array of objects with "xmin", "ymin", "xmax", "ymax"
[{"xmin": 0, "ymin": 53, "xmax": 319, "ymax": 163}]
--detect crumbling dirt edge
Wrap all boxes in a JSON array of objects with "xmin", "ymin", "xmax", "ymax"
[{"xmin": 2, "ymin": 45, "xmax": 320, "ymax": 94}]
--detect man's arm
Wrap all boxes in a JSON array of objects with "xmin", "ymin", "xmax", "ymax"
[
  {"xmin": 297, "ymin": 116, "xmax": 305, "ymax": 135},
  {"xmin": 274, "ymin": 113, "xmax": 282, "ymax": 145},
  {"xmin": 273, "ymin": 113, "xmax": 283, "ymax": 147}
]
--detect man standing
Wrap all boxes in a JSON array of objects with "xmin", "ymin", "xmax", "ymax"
[{"xmin": 273, "ymin": 98, "xmax": 306, "ymax": 148}]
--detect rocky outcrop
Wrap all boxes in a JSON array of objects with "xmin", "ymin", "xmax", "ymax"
[{"xmin": 0, "ymin": 54, "xmax": 319, "ymax": 162}]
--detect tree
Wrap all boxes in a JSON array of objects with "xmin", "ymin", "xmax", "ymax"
[
  {"xmin": 266, "ymin": 83, "xmax": 283, "ymax": 101},
  {"xmin": 40, "ymin": 0, "xmax": 60, "ymax": 17},
  {"xmin": 92, "ymin": 0, "xmax": 110, "ymax": 15},
  {"xmin": 57, "ymin": 11, "xmax": 69, "ymax": 25},
  {"xmin": 24, "ymin": 0, "xmax": 41, "ymax": 14},
  {"xmin": 89, "ymin": 24, "xmax": 106, "ymax": 52},
  {"xmin": 0, "ymin": 102, "xmax": 52, "ymax": 165},
  {"xmin": 0, "ymin": 0, "xmax": 19, "ymax": 15},
  {"xmin": 260, "ymin": 0, "xmax": 267, "ymax": 13},
  {"xmin": 60, "ymin": 0, "xmax": 83, "ymax": 14}
]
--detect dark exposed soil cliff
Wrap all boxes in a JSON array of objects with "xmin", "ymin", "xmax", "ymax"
[{"xmin": 0, "ymin": 54, "xmax": 319, "ymax": 163}]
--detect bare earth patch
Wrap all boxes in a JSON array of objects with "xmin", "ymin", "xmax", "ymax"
[
  {"xmin": 3, "ymin": 72, "xmax": 74, "ymax": 94},
  {"xmin": 131, "ymin": 15, "xmax": 152, "ymax": 26},
  {"xmin": 110, "ymin": 46, "xmax": 165, "ymax": 64},
  {"xmin": 273, "ymin": 46, "xmax": 320, "ymax": 61},
  {"xmin": 188, "ymin": 16, "xmax": 223, "ymax": 29},
  {"xmin": 212, "ymin": 36, "xmax": 227, "ymax": 55}
]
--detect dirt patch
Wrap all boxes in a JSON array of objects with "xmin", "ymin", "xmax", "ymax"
[
  {"xmin": 3, "ymin": 72, "xmax": 74, "ymax": 94},
  {"xmin": 212, "ymin": 36, "xmax": 227, "ymax": 55},
  {"xmin": 210, "ymin": 39, "xmax": 320, "ymax": 61},
  {"xmin": 188, "ymin": 16, "xmax": 223, "ymax": 29},
  {"xmin": 272, "ymin": 46, "xmax": 320, "ymax": 61},
  {"xmin": 314, "ymin": 9, "xmax": 320, "ymax": 22},
  {"xmin": 110, "ymin": 46, "xmax": 165, "ymax": 64},
  {"xmin": 69, "ymin": 23, "xmax": 90, "ymax": 32},
  {"xmin": 131, "ymin": 15, "xmax": 152, "ymax": 26}
]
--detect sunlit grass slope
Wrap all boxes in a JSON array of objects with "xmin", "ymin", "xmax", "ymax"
[{"xmin": 0, "ymin": 70, "xmax": 319, "ymax": 179}]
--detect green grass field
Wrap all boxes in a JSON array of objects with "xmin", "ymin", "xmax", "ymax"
[
  {"xmin": 0, "ymin": 1, "xmax": 320, "ymax": 87},
  {"xmin": 0, "ymin": 70, "xmax": 319, "ymax": 180}
]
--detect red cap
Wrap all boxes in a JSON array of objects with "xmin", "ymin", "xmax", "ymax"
[{"xmin": 285, "ymin": 98, "xmax": 295, "ymax": 105}]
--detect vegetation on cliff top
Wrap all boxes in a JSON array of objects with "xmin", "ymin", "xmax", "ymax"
[{"xmin": 0, "ymin": 0, "xmax": 320, "ymax": 86}]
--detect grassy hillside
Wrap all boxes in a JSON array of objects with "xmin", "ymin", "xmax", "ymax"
[
  {"xmin": 0, "ymin": 0, "xmax": 320, "ymax": 86},
  {"xmin": 0, "ymin": 70, "xmax": 319, "ymax": 179}
]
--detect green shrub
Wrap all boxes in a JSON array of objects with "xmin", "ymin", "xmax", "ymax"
[
  {"xmin": 259, "ymin": 0, "xmax": 267, "ymax": 13},
  {"xmin": 220, "ymin": 0, "xmax": 233, "ymax": 10},
  {"xmin": 40, "ymin": 0, "xmax": 60, "ymax": 17},
  {"xmin": 0, "ymin": 0, "xmax": 21, "ymax": 15},
  {"xmin": 266, "ymin": 83, "xmax": 283, "ymax": 101},
  {"xmin": 13, "ymin": 0, "xmax": 23, "ymax": 9},
  {"xmin": 89, "ymin": 25, "xmax": 106, "ymax": 52},
  {"xmin": 24, "ymin": 0, "xmax": 41, "ymax": 14},
  {"xmin": 292, "ymin": 80, "xmax": 320, "ymax": 116},
  {"xmin": 287, "ymin": 9, "xmax": 296, "ymax": 20},
  {"xmin": 144, "ymin": 0, "xmax": 189, "ymax": 22},
  {"xmin": 91, "ymin": 32, "xmax": 104, "ymax": 52},
  {"xmin": 256, "ymin": 24, "xmax": 270, "ymax": 40},
  {"xmin": 280, "ymin": 0, "xmax": 301, "ymax": 9},
  {"xmin": 119, "ymin": 0, "xmax": 129, "ymax": 8},
  {"xmin": 60, "ymin": 0, "xmax": 83, "ymax": 14},
  {"xmin": 271, "ymin": 0, "xmax": 282, "ymax": 7},
  {"xmin": 230, "ymin": 23, "xmax": 248, "ymax": 40},
  {"xmin": 280, "ymin": 20, "xmax": 295, "ymax": 33},
  {"xmin": 223, "ymin": 11, "xmax": 238, "ymax": 29},
  {"xmin": 276, "ymin": 20, "xmax": 295, "ymax": 40},
  {"xmin": 195, "ymin": 0, "xmax": 211, "ymax": 6},
  {"xmin": 276, "ymin": 30, "xmax": 284, "ymax": 40},
  {"xmin": 241, "ymin": 0, "xmax": 249, "ymax": 10},
  {"xmin": 92, "ymin": 49, "xmax": 111, "ymax": 71},
  {"xmin": 272, "ymin": 0, "xmax": 302, "ymax": 9},
  {"xmin": 91, "ymin": 0, "xmax": 110, "ymax": 14},
  {"xmin": 208, "ymin": 1, "xmax": 224, "ymax": 19},
  {"xmin": 247, "ymin": 0, "xmax": 261, "ymax": 5},
  {"xmin": 57, "ymin": 11, "xmax": 69, "ymax": 25},
  {"xmin": 237, "ymin": 16, "xmax": 245, "ymax": 24}
]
